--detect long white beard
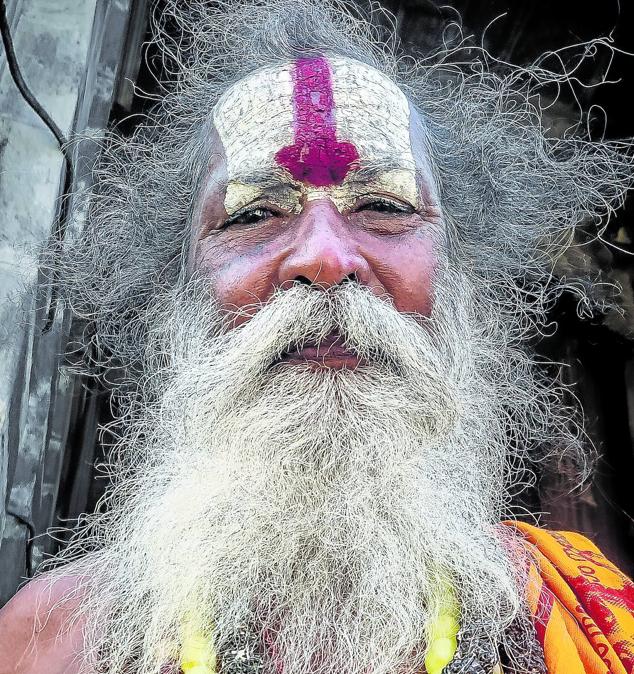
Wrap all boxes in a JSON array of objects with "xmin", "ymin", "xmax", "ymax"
[{"xmin": 61, "ymin": 268, "xmax": 539, "ymax": 674}]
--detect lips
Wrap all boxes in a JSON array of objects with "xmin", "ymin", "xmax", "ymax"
[{"xmin": 278, "ymin": 331, "xmax": 363, "ymax": 369}]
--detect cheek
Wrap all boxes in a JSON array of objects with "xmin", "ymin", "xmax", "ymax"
[
  {"xmin": 366, "ymin": 233, "xmax": 439, "ymax": 317},
  {"xmin": 193, "ymin": 238, "xmax": 281, "ymax": 326}
]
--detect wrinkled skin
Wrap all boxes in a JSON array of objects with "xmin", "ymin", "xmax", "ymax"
[
  {"xmin": 195, "ymin": 57, "xmax": 444, "ymax": 357},
  {"xmin": 192, "ymin": 122, "xmax": 443, "ymax": 354}
]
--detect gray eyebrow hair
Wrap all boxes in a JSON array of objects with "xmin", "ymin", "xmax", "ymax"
[
  {"xmin": 347, "ymin": 162, "xmax": 433, "ymax": 196},
  {"xmin": 352, "ymin": 157, "xmax": 410, "ymax": 175},
  {"xmin": 227, "ymin": 167, "xmax": 301, "ymax": 191}
]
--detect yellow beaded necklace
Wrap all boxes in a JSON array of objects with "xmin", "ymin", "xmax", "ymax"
[
  {"xmin": 179, "ymin": 591, "xmax": 460, "ymax": 674},
  {"xmin": 423, "ymin": 588, "xmax": 460, "ymax": 674},
  {"xmin": 180, "ymin": 622, "xmax": 216, "ymax": 674}
]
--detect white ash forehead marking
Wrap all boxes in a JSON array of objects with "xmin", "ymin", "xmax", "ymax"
[
  {"xmin": 328, "ymin": 57, "xmax": 416, "ymax": 172},
  {"xmin": 212, "ymin": 56, "xmax": 418, "ymax": 213},
  {"xmin": 213, "ymin": 65, "xmax": 294, "ymax": 180}
]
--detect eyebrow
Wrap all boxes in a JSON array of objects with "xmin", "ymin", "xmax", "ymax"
[
  {"xmin": 351, "ymin": 158, "xmax": 414, "ymax": 180},
  {"xmin": 227, "ymin": 167, "xmax": 302, "ymax": 192}
]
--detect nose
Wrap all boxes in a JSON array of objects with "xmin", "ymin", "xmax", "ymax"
[{"xmin": 278, "ymin": 200, "xmax": 372, "ymax": 289}]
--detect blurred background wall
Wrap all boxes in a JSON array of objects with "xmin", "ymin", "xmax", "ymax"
[
  {"xmin": 0, "ymin": 0, "xmax": 632, "ymax": 607},
  {"xmin": 0, "ymin": 0, "xmax": 145, "ymax": 603}
]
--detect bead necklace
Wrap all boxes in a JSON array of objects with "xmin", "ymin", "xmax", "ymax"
[
  {"xmin": 180, "ymin": 622, "xmax": 216, "ymax": 674},
  {"xmin": 423, "ymin": 588, "xmax": 460, "ymax": 674},
  {"xmin": 180, "ymin": 588, "xmax": 460, "ymax": 674}
]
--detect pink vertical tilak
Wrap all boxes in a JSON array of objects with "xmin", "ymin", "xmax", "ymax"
[{"xmin": 275, "ymin": 57, "xmax": 359, "ymax": 187}]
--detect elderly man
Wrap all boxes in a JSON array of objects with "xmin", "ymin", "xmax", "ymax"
[{"xmin": 1, "ymin": 1, "xmax": 633, "ymax": 673}]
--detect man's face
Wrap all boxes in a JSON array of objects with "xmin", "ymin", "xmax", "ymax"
[{"xmin": 191, "ymin": 56, "xmax": 443, "ymax": 366}]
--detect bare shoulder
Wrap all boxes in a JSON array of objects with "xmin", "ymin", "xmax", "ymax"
[{"xmin": 0, "ymin": 574, "xmax": 89, "ymax": 674}]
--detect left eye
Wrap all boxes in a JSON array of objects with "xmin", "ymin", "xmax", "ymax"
[
  {"xmin": 355, "ymin": 198, "xmax": 414, "ymax": 215},
  {"xmin": 221, "ymin": 207, "xmax": 279, "ymax": 228}
]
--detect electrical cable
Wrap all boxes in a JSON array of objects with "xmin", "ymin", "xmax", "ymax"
[
  {"xmin": 0, "ymin": 1, "xmax": 70, "ymax": 158},
  {"xmin": 5, "ymin": 509, "xmax": 35, "ymax": 577},
  {"xmin": 0, "ymin": 0, "xmax": 74, "ymax": 332}
]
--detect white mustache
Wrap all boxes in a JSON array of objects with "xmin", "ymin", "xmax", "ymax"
[{"xmin": 171, "ymin": 281, "xmax": 446, "ymax": 386}]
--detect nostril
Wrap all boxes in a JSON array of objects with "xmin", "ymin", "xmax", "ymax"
[{"xmin": 291, "ymin": 273, "xmax": 357, "ymax": 288}]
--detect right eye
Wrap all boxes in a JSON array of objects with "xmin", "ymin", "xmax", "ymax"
[
  {"xmin": 354, "ymin": 197, "xmax": 414, "ymax": 215},
  {"xmin": 221, "ymin": 206, "xmax": 279, "ymax": 229}
]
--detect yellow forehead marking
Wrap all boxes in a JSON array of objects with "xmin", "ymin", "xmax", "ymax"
[
  {"xmin": 224, "ymin": 168, "xmax": 419, "ymax": 220},
  {"xmin": 224, "ymin": 181, "xmax": 264, "ymax": 215},
  {"xmin": 304, "ymin": 169, "xmax": 419, "ymax": 209}
]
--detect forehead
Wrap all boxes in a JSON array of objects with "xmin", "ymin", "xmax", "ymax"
[{"xmin": 212, "ymin": 55, "xmax": 417, "ymax": 190}]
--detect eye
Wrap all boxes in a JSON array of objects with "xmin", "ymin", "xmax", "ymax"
[
  {"xmin": 221, "ymin": 206, "xmax": 280, "ymax": 229},
  {"xmin": 355, "ymin": 197, "xmax": 414, "ymax": 215}
]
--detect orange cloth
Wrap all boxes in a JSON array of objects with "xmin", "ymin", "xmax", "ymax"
[{"xmin": 505, "ymin": 521, "xmax": 634, "ymax": 674}]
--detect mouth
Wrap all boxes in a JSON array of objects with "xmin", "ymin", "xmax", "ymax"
[{"xmin": 277, "ymin": 331, "xmax": 364, "ymax": 370}]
